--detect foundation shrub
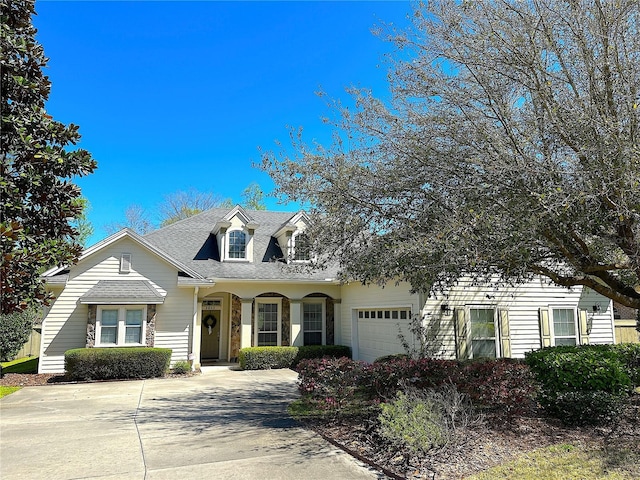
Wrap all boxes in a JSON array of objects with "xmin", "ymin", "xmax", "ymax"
[
  {"xmin": 238, "ymin": 346, "xmax": 298, "ymax": 370},
  {"xmin": 65, "ymin": 347, "xmax": 172, "ymax": 381},
  {"xmin": 296, "ymin": 357, "xmax": 367, "ymax": 409},
  {"xmin": 365, "ymin": 357, "xmax": 460, "ymax": 400},
  {"xmin": 292, "ymin": 345, "xmax": 351, "ymax": 368},
  {"xmin": 525, "ymin": 345, "xmax": 633, "ymax": 425},
  {"xmin": 171, "ymin": 360, "xmax": 191, "ymax": 374},
  {"xmin": 458, "ymin": 359, "xmax": 538, "ymax": 414}
]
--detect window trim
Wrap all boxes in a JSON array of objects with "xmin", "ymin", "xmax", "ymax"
[
  {"xmin": 550, "ymin": 306, "xmax": 578, "ymax": 347},
  {"xmin": 226, "ymin": 229, "xmax": 248, "ymax": 261},
  {"xmin": 120, "ymin": 253, "xmax": 131, "ymax": 274},
  {"xmin": 467, "ymin": 305, "xmax": 499, "ymax": 359},
  {"xmin": 254, "ymin": 297, "xmax": 282, "ymax": 346},
  {"xmin": 291, "ymin": 231, "xmax": 311, "ymax": 263},
  {"xmin": 302, "ymin": 298, "xmax": 326, "ymax": 346},
  {"xmin": 96, "ymin": 305, "xmax": 147, "ymax": 347}
]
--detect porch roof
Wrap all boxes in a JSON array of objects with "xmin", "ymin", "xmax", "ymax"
[{"xmin": 79, "ymin": 280, "xmax": 166, "ymax": 304}]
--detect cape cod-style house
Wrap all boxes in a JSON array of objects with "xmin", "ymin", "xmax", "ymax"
[{"xmin": 38, "ymin": 206, "xmax": 618, "ymax": 373}]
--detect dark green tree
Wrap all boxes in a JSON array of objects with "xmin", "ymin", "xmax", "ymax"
[{"xmin": 1, "ymin": 0, "xmax": 97, "ymax": 314}]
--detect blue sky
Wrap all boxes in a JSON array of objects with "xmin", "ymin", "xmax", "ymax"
[{"xmin": 34, "ymin": 1, "xmax": 412, "ymax": 245}]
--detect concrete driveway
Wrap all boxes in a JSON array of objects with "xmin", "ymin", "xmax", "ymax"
[{"xmin": 0, "ymin": 368, "xmax": 384, "ymax": 480}]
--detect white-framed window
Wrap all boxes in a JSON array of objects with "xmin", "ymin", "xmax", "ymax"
[
  {"xmin": 97, "ymin": 305, "xmax": 146, "ymax": 346},
  {"xmin": 469, "ymin": 307, "xmax": 497, "ymax": 358},
  {"xmin": 255, "ymin": 298, "xmax": 281, "ymax": 346},
  {"xmin": 303, "ymin": 299, "xmax": 325, "ymax": 345},
  {"xmin": 228, "ymin": 230, "xmax": 247, "ymax": 259},
  {"xmin": 292, "ymin": 232, "xmax": 311, "ymax": 262},
  {"xmin": 552, "ymin": 307, "xmax": 578, "ymax": 346}
]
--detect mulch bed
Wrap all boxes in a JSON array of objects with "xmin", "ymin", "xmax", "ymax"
[{"xmin": 299, "ymin": 396, "xmax": 640, "ymax": 479}]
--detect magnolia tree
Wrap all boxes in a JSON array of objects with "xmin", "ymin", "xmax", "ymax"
[
  {"xmin": 263, "ymin": 0, "xmax": 640, "ymax": 307},
  {"xmin": 1, "ymin": 0, "xmax": 97, "ymax": 314}
]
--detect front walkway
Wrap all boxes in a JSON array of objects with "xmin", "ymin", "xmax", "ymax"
[{"xmin": 0, "ymin": 368, "xmax": 384, "ymax": 480}]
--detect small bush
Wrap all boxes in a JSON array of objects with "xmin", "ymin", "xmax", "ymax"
[
  {"xmin": 292, "ymin": 345, "xmax": 351, "ymax": 367},
  {"xmin": 171, "ymin": 360, "xmax": 191, "ymax": 374},
  {"xmin": 0, "ymin": 309, "xmax": 36, "ymax": 362},
  {"xmin": 458, "ymin": 359, "xmax": 538, "ymax": 414},
  {"xmin": 65, "ymin": 347, "xmax": 172, "ymax": 381},
  {"xmin": 296, "ymin": 357, "xmax": 368, "ymax": 409},
  {"xmin": 378, "ymin": 384, "xmax": 480, "ymax": 455},
  {"xmin": 239, "ymin": 346, "xmax": 298, "ymax": 370},
  {"xmin": 525, "ymin": 345, "xmax": 633, "ymax": 425}
]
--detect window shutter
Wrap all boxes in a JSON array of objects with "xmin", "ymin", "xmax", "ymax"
[
  {"xmin": 454, "ymin": 308, "xmax": 469, "ymax": 360},
  {"xmin": 538, "ymin": 307, "xmax": 551, "ymax": 347},
  {"xmin": 498, "ymin": 309, "xmax": 511, "ymax": 358},
  {"xmin": 578, "ymin": 309, "xmax": 590, "ymax": 345}
]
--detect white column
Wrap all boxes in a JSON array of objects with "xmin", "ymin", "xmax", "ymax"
[
  {"xmin": 290, "ymin": 299, "xmax": 303, "ymax": 347},
  {"xmin": 333, "ymin": 299, "xmax": 342, "ymax": 345},
  {"xmin": 191, "ymin": 287, "xmax": 200, "ymax": 370},
  {"xmin": 240, "ymin": 298, "xmax": 253, "ymax": 349}
]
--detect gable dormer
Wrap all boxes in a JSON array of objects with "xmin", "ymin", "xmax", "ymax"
[
  {"xmin": 273, "ymin": 211, "xmax": 311, "ymax": 263},
  {"xmin": 212, "ymin": 205, "xmax": 260, "ymax": 262}
]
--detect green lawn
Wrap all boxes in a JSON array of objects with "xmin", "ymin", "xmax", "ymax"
[
  {"xmin": 467, "ymin": 443, "xmax": 640, "ymax": 480},
  {"xmin": 0, "ymin": 386, "xmax": 22, "ymax": 398},
  {"xmin": 1, "ymin": 356, "xmax": 38, "ymax": 374}
]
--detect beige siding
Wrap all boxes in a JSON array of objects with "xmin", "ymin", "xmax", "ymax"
[
  {"xmin": 40, "ymin": 238, "xmax": 195, "ymax": 373},
  {"xmin": 340, "ymin": 282, "xmax": 423, "ymax": 363},
  {"xmin": 423, "ymin": 277, "xmax": 615, "ymax": 359}
]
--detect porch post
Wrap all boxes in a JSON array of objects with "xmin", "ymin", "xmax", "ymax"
[
  {"xmin": 290, "ymin": 299, "xmax": 303, "ymax": 347},
  {"xmin": 191, "ymin": 287, "xmax": 200, "ymax": 370},
  {"xmin": 240, "ymin": 298, "xmax": 253, "ymax": 349},
  {"xmin": 333, "ymin": 299, "xmax": 342, "ymax": 345}
]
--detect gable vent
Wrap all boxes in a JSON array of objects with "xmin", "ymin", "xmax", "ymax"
[{"xmin": 120, "ymin": 253, "xmax": 132, "ymax": 274}]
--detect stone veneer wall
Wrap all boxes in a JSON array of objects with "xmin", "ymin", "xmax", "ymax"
[
  {"xmin": 86, "ymin": 305, "xmax": 97, "ymax": 347},
  {"xmin": 146, "ymin": 304, "xmax": 156, "ymax": 347},
  {"xmin": 86, "ymin": 304, "xmax": 156, "ymax": 347},
  {"xmin": 230, "ymin": 295, "xmax": 242, "ymax": 360}
]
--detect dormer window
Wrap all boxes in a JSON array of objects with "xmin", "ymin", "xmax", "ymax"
[
  {"xmin": 228, "ymin": 230, "xmax": 247, "ymax": 259},
  {"xmin": 293, "ymin": 233, "xmax": 310, "ymax": 262}
]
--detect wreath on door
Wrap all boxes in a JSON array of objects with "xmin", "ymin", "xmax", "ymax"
[{"xmin": 204, "ymin": 314, "xmax": 217, "ymax": 335}]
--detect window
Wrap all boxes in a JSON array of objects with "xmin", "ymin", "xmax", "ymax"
[
  {"xmin": 469, "ymin": 308, "xmax": 497, "ymax": 358},
  {"xmin": 293, "ymin": 233, "xmax": 310, "ymax": 261},
  {"xmin": 228, "ymin": 230, "xmax": 246, "ymax": 259},
  {"xmin": 303, "ymin": 301, "xmax": 324, "ymax": 345},
  {"xmin": 97, "ymin": 306, "xmax": 146, "ymax": 346},
  {"xmin": 553, "ymin": 308, "xmax": 577, "ymax": 346},
  {"xmin": 255, "ymin": 299, "xmax": 281, "ymax": 346}
]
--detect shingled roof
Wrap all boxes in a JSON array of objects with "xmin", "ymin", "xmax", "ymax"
[{"xmin": 143, "ymin": 207, "xmax": 338, "ymax": 282}]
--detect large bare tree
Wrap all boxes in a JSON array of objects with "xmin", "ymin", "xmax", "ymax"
[{"xmin": 264, "ymin": 0, "xmax": 640, "ymax": 307}]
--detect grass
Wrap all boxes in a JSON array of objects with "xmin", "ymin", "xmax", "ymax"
[
  {"xmin": 0, "ymin": 386, "xmax": 22, "ymax": 398},
  {"xmin": 467, "ymin": 443, "xmax": 640, "ymax": 480},
  {"xmin": 1, "ymin": 356, "xmax": 38, "ymax": 374}
]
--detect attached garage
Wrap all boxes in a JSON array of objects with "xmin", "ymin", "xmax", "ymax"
[{"xmin": 352, "ymin": 307, "xmax": 413, "ymax": 363}]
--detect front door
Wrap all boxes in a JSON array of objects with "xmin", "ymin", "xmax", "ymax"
[{"xmin": 201, "ymin": 310, "xmax": 220, "ymax": 359}]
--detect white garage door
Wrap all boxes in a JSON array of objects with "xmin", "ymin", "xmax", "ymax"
[{"xmin": 355, "ymin": 308, "xmax": 412, "ymax": 363}]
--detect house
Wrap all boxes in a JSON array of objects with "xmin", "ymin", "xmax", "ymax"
[{"xmin": 38, "ymin": 206, "xmax": 618, "ymax": 373}]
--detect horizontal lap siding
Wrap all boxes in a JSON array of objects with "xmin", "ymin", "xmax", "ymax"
[
  {"xmin": 40, "ymin": 238, "xmax": 192, "ymax": 373},
  {"xmin": 423, "ymin": 277, "xmax": 614, "ymax": 359}
]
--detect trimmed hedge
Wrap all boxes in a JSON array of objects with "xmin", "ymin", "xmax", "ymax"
[
  {"xmin": 292, "ymin": 345, "xmax": 352, "ymax": 367},
  {"xmin": 65, "ymin": 347, "xmax": 172, "ymax": 381},
  {"xmin": 525, "ymin": 344, "xmax": 639, "ymax": 425},
  {"xmin": 239, "ymin": 346, "xmax": 298, "ymax": 370}
]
